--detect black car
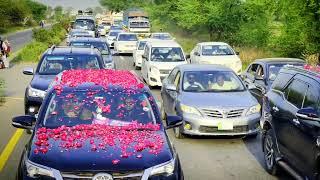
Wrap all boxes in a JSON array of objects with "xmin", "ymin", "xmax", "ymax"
[
  {"xmin": 13, "ymin": 69, "xmax": 184, "ymax": 180},
  {"xmin": 241, "ymin": 58, "xmax": 305, "ymax": 104},
  {"xmin": 23, "ymin": 46, "xmax": 105, "ymax": 115},
  {"xmin": 68, "ymin": 37, "xmax": 115, "ymax": 69},
  {"xmin": 261, "ymin": 65, "xmax": 320, "ymax": 179}
]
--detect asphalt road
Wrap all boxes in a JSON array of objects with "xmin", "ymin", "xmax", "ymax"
[
  {"xmin": 1, "ymin": 25, "xmax": 51, "ymax": 53},
  {"xmin": 0, "ymin": 54, "xmax": 291, "ymax": 179}
]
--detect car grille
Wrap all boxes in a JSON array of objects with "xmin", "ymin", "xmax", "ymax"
[
  {"xmin": 159, "ymin": 69, "xmax": 171, "ymax": 74},
  {"xmin": 201, "ymin": 108, "xmax": 244, "ymax": 118},
  {"xmin": 61, "ymin": 171, "xmax": 143, "ymax": 180},
  {"xmin": 199, "ymin": 125, "xmax": 249, "ymax": 133}
]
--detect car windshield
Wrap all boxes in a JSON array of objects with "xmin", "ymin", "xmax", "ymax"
[
  {"xmin": 109, "ymin": 31, "xmax": 120, "ymax": 37},
  {"xmin": 70, "ymin": 42, "xmax": 109, "ymax": 54},
  {"xmin": 268, "ymin": 63, "xmax": 304, "ymax": 81},
  {"xmin": 182, "ymin": 71, "xmax": 245, "ymax": 92},
  {"xmin": 152, "ymin": 34, "xmax": 172, "ymax": 40},
  {"xmin": 43, "ymin": 90, "xmax": 155, "ymax": 128},
  {"xmin": 118, "ymin": 34, "xmax": 138, "ymax": 41},
  {"xmin": 138, "ymin": 41, "xmax": 146, "ymax": 50},
  {"xmin": 74, "ymin": 19, "xmax": 95, "ymax": 31},
  {"xmin": 202, "ymin": 45, "xmax": 235, "ymax": 56},
  {"xmin": 130, "ymin": 21, "xmax": 150, "ymax": 28},
  {"xmin": 151, "ymin": 47, "xmax": 185, "ymax": 62},
  {"xmin": 38, "ymin": 55, "xmax": 101, "ymax": 75}
]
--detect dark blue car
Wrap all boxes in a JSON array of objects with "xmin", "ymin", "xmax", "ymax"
[
  {"xmin": 23, "ymin": 46, "xmax": 105, "ymax": 115},
  {"xmin": 13, "ymin": 70, "xmax": 184, "ymax": 180}
]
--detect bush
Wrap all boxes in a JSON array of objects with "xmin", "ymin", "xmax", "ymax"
[
  {"xmin": 14, "ymin": 41, "xmax": 48, "ymax": 63},
  {"xmin": 32, "ymin": 24, "xmax": 66, "ymax": 45}
]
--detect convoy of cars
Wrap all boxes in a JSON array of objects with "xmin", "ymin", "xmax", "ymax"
[{"xmin": 14, "ymin": 9, "xmax": 316, "ymax": 180}]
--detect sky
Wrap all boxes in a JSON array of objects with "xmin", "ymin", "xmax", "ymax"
[{"xmin": 35, "ymin": 0, "xmax": 101, "ymax": 10}]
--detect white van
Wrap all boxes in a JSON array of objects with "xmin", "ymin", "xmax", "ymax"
[
  {"xmin": 114, "ymin": 33, "xmax": 138, "ymax": 54},
  {"xmin": 141, "ymin": 40, "xmax": 188, "ymax": 86}
]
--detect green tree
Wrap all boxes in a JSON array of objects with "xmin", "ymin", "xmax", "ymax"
[{"xmin": 26, "ymin": 0, "xmax": 47, "ymax": 22}]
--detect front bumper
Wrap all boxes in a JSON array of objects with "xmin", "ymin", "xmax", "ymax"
[{"xmin": 181, "ymin": 113, "xmax": 260, "ymax": 136}]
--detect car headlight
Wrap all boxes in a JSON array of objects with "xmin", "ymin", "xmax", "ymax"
[
  {"xmin": 180, "ymin": 104, "xmax": 201, "ymax": 116},
  {"xmin": 150, "ymin": 158, "xmax": 175, "ymax": 176},
  {"xmin": 26, "ymin": 159, "xmax": 55, "ymax": 178},
  {"xmin": 246, "ymin": 104, "xmax": 261, "ymax": 115},
  {"xmin": 28, "ymin": 86, "xmax": 46, "ymax": 98}
]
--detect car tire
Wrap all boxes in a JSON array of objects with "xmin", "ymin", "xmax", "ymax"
[
  {"xmin": 263, "ymin": 129, "xmax": 280, "ymax": 175},
  {"xmin": 174, "ymin": 126, "xmax": 185, "ymax": 139}
]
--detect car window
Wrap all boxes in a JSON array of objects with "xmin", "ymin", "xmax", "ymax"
[
  {"xmin": 182, "ymin": 71, "xmax": 245, "ymax": 92},
  {"xmin": 201, "ymin": 45, "xmax": 234, "ymax": 56},
  {"xmin": 138, "ymin": 41, "xmax": 146, "ymax": 50},
  {"xmin": 144, "ymin": 45, "xmax": 150, "ymax": 61},
  {"xmin": 118, "ymin": 34, "xmax": 138, "ymax": 41},
  {"xmin": 256, "ymin": 65, "xmax": 264, "ymax": 78},
  {"xmin": 303, "ymin": 85, "xmax": 320, "ymax": 111},
  {"xmin": 70, "ymin": 42, "xmax": 109, "ymax": 54},
  {"xmin": 151, "ymin": 47, "xmax": 185, "ymax": 62},
  {"xmin": 174, "ymin": 71, "xmax": 181, "ymax": 88},
  {"xmin": 248, "ymin": 64, "xmax": 259, "ymax": 76},
  {"xmin": 38, "ymin": 55, "xmax": 101, "ymax": 75},
  {"xmin": 272, "ymin": 72, "xmax": 294, "ymax": 91},
  {"xmin": 43, "ymin": 90, "xmax": 156, "ymax": 128},
  {"xmin": 167, "ymin": 68, "xmax": 178, "ymax": 84},
  {"xmin": 268, "ymin": 63, "xmax": 304, "ymax": 81},
  {"xmin": 285, "ymin": 79, "xmax": 308, "ymax": 108}
]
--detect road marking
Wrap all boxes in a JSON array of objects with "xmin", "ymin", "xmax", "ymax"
[
  {"xmin": 0, "ymin": 129, "xmax": 24, "ymax": 172},
  {"xmin": 0, "ymin": 97, "xmax": 24, "ymax": 100}
]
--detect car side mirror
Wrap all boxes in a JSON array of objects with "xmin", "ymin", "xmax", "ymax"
[
  {"xmin": 194, "ymin": 52, "xmax": 200, "ymax": 56},
  {"xmin": 12, "ymin": 115, "xmax": 35, "ymax": 129},
  {"xmin": 236, "ymin": 52, "xmax": 240, "ymax": 55},
  {"xmin": 185, "ymin": 54, "xmax": 190, "ymax": 59},
  {"xmin": 296, "ymin": 107, "xmax": 320, "ymax": 121},
  {"xmin": 166, "ymin": 84, "xmax": 177, "ymax": 92},
  {"xmin": 165, "ymin": 115, "xmax": 183, "ymax": 129},
  {"xmin": 23, "ymin": 67, "xmax": 34, "ymax": 75}
]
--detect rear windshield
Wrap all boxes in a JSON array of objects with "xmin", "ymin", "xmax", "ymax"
[
  {"xmin": 118, "ymin": 34, "xmax": 138, "ymax": 41},
  {"xmin": 38, "ymin": 55, "xmax": 101, "ymax": 75},
  {"xmin": 138, "ymin": 41, "xmax": 146, "ymax": 50},
  {"xmin": 70, "ymin": 42, "xmax": 109, "ymax": 54}
]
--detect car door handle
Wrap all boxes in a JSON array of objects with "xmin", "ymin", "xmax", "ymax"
[
  {"xmin": 292, "ymin": 118, "xmax": 300, "ymax": 125},
  {"xmin": 272, "ymin": 106, "xmax": 279, "ymax": 112}
]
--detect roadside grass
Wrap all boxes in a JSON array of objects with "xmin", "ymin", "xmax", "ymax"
[
  {"xmin": 151, "ymin": 20, "xmax": 274, "ymax": 70},
  {"xmin": 12, "ymin": 23, "xmax": 67, "ymax": 64},
  {"xmin": 0, "ymin": 78, "xmax": 5, "ymax": 106}
]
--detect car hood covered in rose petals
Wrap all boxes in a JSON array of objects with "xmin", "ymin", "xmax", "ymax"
[{"xmin": 28, "ymin": 124, "xmax": 173, "ymax": 172}]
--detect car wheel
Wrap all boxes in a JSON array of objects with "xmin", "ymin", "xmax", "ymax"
[
  {"xmin": 263, "ymin": 129, "xmax": 280, "ymax": 175},
  {"xmin": 174, "ymin": 126, "xmax": 185, "ymax": 139}
]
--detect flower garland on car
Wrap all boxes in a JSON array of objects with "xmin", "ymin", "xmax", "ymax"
[
  {"xmin": 34, "ymin": 69, "xmax": 164, "ymax": 164},
  {"xmin": 303, "ymin": 64, "xmax": 320, "ymax": 73}
]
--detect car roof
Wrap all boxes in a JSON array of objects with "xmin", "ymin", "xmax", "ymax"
[
  {"xmin": 282, "ymin": 65, "xmax": 320, "ymax": 83},
  {"xmin": 254, "ymin": 58, "xmax": 305, "ymax": 64},
  {"xmin": 177, "ymin": 64, "xmax": 234, "ymax": 72},
  {"xmin": 69, "ymin": 37, "xmax": 106, "ymax": 43},
  {"xmin": 198, "ymin": 42, "xmax": 230, "ymax": 46},
  {"xmin": 44, "ymin": 46, "xmax": 101, "ymax": 56},
  {"xmin": 147, "ymin": 40, "xmax": 181, "ymax": 48},
  {"xmin": 51, "ymin": 70, "xmax": 148, "ymax": 93}
]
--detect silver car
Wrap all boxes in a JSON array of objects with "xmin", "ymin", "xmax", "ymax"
[{"xmin": 161, "ymin": 64, "xmax": 261, "ymax": 138}]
